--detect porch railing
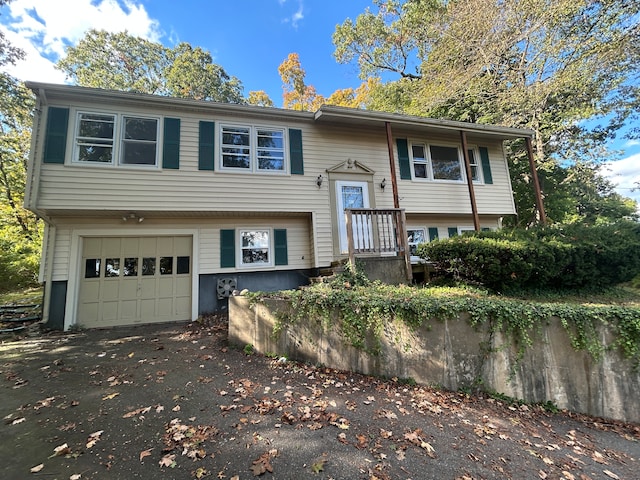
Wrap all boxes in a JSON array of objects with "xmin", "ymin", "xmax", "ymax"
[{"xmin": 345, "ymin": 208, "xmax": 412, "ymax": 282}]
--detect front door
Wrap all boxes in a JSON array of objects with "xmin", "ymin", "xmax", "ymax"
[{"xmin": 336, "ymin": 181, "xmax": 370, "ymax": 254}]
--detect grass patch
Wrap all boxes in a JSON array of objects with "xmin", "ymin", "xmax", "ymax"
[{"xmin": 0, "ymin": 287, "xmax": 43, "ymax": 306}]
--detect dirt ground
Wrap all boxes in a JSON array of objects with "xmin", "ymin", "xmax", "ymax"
[{"xmin": 1, "ymin": 317, "xmax": 638, "ymax": 480}]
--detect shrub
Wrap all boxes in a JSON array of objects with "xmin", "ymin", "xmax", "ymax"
[{"xmin": 417, "ymin": 221, "xmax": 640, "ymax": 292}]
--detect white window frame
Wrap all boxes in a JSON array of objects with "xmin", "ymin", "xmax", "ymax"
[
  {"xmin": 409, "ymin": 140, "xmax": 472, "ymax": 183},
  {"xmin": 407, "ymin": 226, "xmax": 427, "ymax": 262},
  {"xmin": 466, "ymin": 146, "xmax": 483, "ymax": 183},
  {"xmin": 71, "ymin": 110, "xmax": 161, "ymax": 169},
  {"xmin": 219, "ymin": 123, "xmax": 287, "ymax": 174},
  {"xmin": 237, "ymin": 228, "xmax": 273, "ymax": 268},
  {"xmin": 458, "ymin": 226, "xmax": 476, "ymax": 235}
]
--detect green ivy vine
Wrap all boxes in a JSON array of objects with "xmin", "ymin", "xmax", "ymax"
[{"xmin": 248, "ymin": 275, "xmax": 640, "ymax": 366}]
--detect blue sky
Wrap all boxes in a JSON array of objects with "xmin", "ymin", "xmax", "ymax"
[{"xmin": 1, "ymin": 0, "xmax": 638, "ymax": 206}]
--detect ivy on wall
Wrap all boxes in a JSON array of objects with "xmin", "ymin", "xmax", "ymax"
[{"xmin": 249, "ymin": 279, "xmax": 640, "ymax": 365}]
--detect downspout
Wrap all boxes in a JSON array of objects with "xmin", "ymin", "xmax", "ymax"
[
  {"xmin": 385, "ymin": 122, "xmax": 400, "ymax": 209},
  {"xmin": 460, "ymin": 131, "xmax": 481, "ymax": 231},
  {"xmin": 525, "ymin": 136, "xmax": 547, "ymax": 225}
]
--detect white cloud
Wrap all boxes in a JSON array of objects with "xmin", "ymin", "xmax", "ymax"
[
  {"xmin": 281, "ymin": 0, "xmax": 304, "ymax": 28},
  {"xmin": 1, "ymin": 0, "xmax": 160, "ymax": 83},
  {"xmin": 601, "ymin": 153, "xmax": 640, "ymax": 208}
]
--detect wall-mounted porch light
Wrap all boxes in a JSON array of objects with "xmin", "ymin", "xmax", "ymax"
[
  {"xmin": 380, "ymin": 178, "xmax": 386, "ymax": 191},
  {"xmin": 316, "ymin": 174, "xmax": 323, "ymax": 188}
]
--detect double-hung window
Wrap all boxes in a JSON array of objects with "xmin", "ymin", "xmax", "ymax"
[
  {"xmin": 407, "ymin": 228, "xmax": 427, "ymax": 258},
  {"xmin": 73, "ymin": 112, "xmax": 159, "ymax": 167},
  {"xmin": 121, "ymin": 116, "xmax": 158, "ymax": 165},
  {"xmin": 221, "ymin": 124, "xmax": 285, "ymax": 173},
  {"xmin": 76, "ymin": 113, "xmax": 115, "ymax": 163},
  {"xmin": 239, "ymin": 229, "xmax": 271, "ymax": 266},
  {"xmin": 467, "ymin": 148, "xmax": 482, "ymax": 182}
]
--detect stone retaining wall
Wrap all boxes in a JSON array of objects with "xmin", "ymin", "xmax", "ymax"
[{"xmin": 228, "ymin": 296, "xmax": 640, "ymax": 423}]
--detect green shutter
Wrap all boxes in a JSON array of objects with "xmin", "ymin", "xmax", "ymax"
[
  {"xmin": 220, "ymin": 229, "xmax": 235, "ymax": 268},
  {"xmin": 448, "ymin": 227, "xmax": 458, "ymax": 238},
  {"xmin": 274, "ymin": 229, "xmax": 288, "ymax": 266},
  {"xmin": 479, "ymin": 147, "xmax": 493, "ymax": 184},
  {"xmin": 43, "ymin": 107, "xmax": 69, "ymax": 164},
  {"xmin": 163, "ymin": 117, "xmax": 180, "ymax": 169},
  {"xmin": 396, "ymin": 138, "xmax": 411, "ymax": 180},
  {"xmin": 198, "ymin": 121, "xmax": 215, "ymax": 171},
  {"xmin": 428, "ymin": 227, "xmax": 439, "ymax": 241},
  {"xmin": 481, "ymin": 227, "xmax": 491, "ymax": 232},
  {"xmin": 289, "ymin": 128, "xmax": 304, "ymax": 175}
]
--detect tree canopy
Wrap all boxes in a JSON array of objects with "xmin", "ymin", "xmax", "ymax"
[
  {"xmin": 0, "ymin": 0, "xmax": 41, "ymax": 291},
  {"xmin": 333, "ymin": 0, "xmax": 640, "ymax": 225},
  {"xmin": 57, "ymin": 30, "xmax": 244, "ymax": 103}
]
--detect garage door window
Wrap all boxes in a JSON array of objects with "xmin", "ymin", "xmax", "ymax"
[
  {"xmin": 124, "ymin": 258, "xmax": 137, "ymax": 276},
  {"xmin": 85, "ymin": 259, "xmax": 100, "ymax": 278},
  {"xmin": 84, "ymin": 255, "xmax": 190, "ymax": 278},
  {"xmin": 142, "ymin": 257, "xmax": 156, "ymax": 276},
  {"xmin": 177, "ymin": 256, "xmax": 190, "ymax": 274},
  {"xmin": 160, "ymin": 257, "xmax": 173, "ymax": 275}
]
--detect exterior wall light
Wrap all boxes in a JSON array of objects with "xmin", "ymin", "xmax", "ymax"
[
  {"xmin": 316, "ymin": 174, "xmax": 323, "ymax": 188},
  {"xmin": 380, "ymin": 178, "xmax": 386, "ymax": 191}
]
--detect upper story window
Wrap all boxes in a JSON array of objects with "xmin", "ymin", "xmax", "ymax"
[
  {"xmin": 76, "ymin": 113, "xmax": 115, "ymax": 163},
  {"xmin": 409, "ymin": 142, "xmax": 483, "ymax": 183},
  {"xmin": 73, "ymin": 111, "xmax": 159, "ymax": 167},
  {"xmin": 122, "ymin": 117, "xmax": 158, "ymax": 165},
  {"xmin": 221, "ymin": 124, "xmax": 285, "ymax": 173}
]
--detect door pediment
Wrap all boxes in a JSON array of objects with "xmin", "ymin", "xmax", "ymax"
[{"xmin": 326, "ymin": 158, "xmax": 375, "ymax": 175}]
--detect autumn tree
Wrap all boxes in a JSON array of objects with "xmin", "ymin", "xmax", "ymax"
[
  {"xmin": 278, "ymin": 53, "xmax": 326, "ymax": 111},
  {"xmin": 57, "ymin": 29, "xmax": 244, "ymax": 103},
  {"xmin": 333, "ymin": 0, "xmax": 640, "ymax": 225},
  {"xmin": 247, "ymin": 90, "xmax": 275, "ymax": 107}
]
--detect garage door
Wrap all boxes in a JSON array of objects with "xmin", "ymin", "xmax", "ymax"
[{"xmin": 78, "ymin": 236, "xmax": 192, "ymax": 328}]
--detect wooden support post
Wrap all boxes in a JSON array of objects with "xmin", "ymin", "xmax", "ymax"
[
  {"xmin": 525, "ymin": 136, "xmax": 547, "ymax": 225},
  {"xmin": 346, "ymin": 209, "xmax": 355, "ymax": 269},
  {"xmin": 460, "ymin": 130, "xmax": 481, "ymax": 231},
  {"xmin": 385, "ymin": 122, "xmax": 400, "ymax": 208}
]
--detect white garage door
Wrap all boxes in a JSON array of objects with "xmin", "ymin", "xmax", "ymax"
[{"xmin": 78, "ymin": 236, "xmax": 192, "ymax": 328}]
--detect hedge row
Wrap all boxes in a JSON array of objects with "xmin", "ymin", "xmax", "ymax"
[{"xmin": 417, "ymin": 221, "xmax": 640, "ymax": 291}]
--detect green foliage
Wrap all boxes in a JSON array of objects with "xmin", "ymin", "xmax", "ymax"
[
  {"xmin": 419, "ymin": 222, "xmax": 640, "ymax": 292},
  {"xmin": 259, "ymin": 279, "xmax": 640, "ymax": 366},
  {"xmin": 57, "ymin": 29, "xmax": 244, "ymax": 103},
  {"xmin": 333, "ymin": 0, "xmax": 640, "ymax": 226}
]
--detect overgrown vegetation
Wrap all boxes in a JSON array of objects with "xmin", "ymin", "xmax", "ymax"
[
  {"xmin": 419, "ymin": 221, "xmax": 640, "ymax": 292},
  {"xmin": 251, "ymin": 263, "xmax": 640, "ymax": 365}
]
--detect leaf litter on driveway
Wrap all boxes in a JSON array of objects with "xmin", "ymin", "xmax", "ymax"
[{"xmin": 0, "ymin": 315, "xmax": 638, "ymax": 479}]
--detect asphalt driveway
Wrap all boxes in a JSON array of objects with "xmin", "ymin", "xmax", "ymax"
[{"xmin": 1, "ymin": 317, "xmax": 638, "ymax": 479}]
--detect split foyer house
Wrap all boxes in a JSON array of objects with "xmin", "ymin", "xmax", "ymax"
[{"xmin": 24, "ymin": 82, "xmax": 537, "ymax": 330}]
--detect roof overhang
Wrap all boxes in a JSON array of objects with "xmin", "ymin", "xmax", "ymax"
[
  {"xmin": 314, "ymin": 105, "xmax": 534, "ymax": 140},
  {"xmin": 26, "ymin": 82, "xmax": 534, "ymax": 139}
]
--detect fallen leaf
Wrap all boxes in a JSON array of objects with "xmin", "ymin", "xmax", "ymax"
[
  {"xmin": 311, "ymin": 454, "xmax": 327, "ymax": 473},
  {"xmin": 102, "ymin": 392, "xmax": 119, "ymax": 401},
  {"xmin": 70, "ymin": 474, "xmax": 82, "ymax": 480},
  {"xmin": 12, "ymin": 417, "xmax": 26, "ymax": 425},
  {"xmin": 30, "ymin": 464, "xmax": 44, "ymax": 473},
  {"xmin": 85, "ymin": 430, "xmax": 103, "ymax": 449},
  {"xmin": 195, "ymin": 467, "xmax": 208, "ymax": 479},
  {"xmin": 48, "ymin": 443, "xmax": 71, "ymax": 458},
  {"xmin": 139, "ymin": 448, "xmax": 153, "ymax": 462},
  {"xmin": 603, "ymin": 471, "xmax": 620, "ymax": 479},
  {"xmin": 159, "ymin": 454, "xmax": 176, "ymax": 468}
]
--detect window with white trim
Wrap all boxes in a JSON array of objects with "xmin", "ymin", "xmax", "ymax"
[
  {"xmin": 407, "ymin": 227, "xmax": 427, "ymax": 259},
  {"xmin": 239, "ymin": 229, "xmax": 271, "ymax": 266},
  {"xmin": 221, "ymin": 124, "xmax": 285, "ymax": 173},
  {"xmin": 73, "ymin": 111, "xmax": 159, "ymax": 167},
  {"xmin": 467, "ymin": 148, "xmax": 482, "ymax": 182},
  {"xmin": 410, "ymin": 142, "xmax": 485, "ymax": 182}
]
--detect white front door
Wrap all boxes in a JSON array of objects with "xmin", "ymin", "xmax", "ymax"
[{"xmin": 336, "ymin": 181, "xmax": 370, "ymax": 254}]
